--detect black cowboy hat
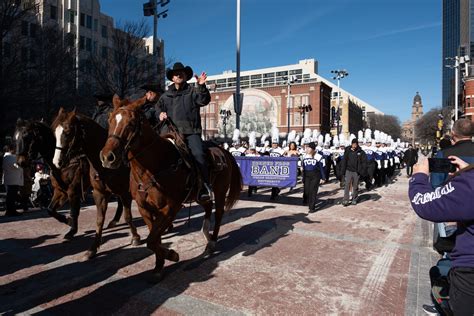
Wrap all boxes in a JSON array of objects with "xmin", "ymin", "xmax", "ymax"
[
  {"xmin": 166, "ymin": 62, "xmax": 193, "ymax": 81},
  {"xmin": 93, "ymin": 93, "xmax": 114, "ymax": 102},
  {"xmin": 140, "ymin": 83, "xmax": 164, "ymax": 94}
]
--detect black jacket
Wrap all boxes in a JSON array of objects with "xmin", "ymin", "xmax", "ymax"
[
  {"xmin": 91, "ymin": 104, "xmax": 112, "ymax": 130},
  {"xmin": 403, "ymin": 148, "xmax": 418, "ymax": 166},
  {"xmin": 341, "ymin": 146, "xmax": 368, "ymax": 177},
  {"xmin": 156, "ymin": 82, "xmax": 211, "ymax": 134},
  {"xmin": 142, "ymin": 100, "xmax": 158, "ymax": 128}
]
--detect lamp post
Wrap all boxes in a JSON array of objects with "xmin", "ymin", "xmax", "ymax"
[
  {"xmin": 220, "ymin": 109, "xmax": 232, "ymax": 143},
  {"xmin": 144, "ymin": 0, "xmax": 170, "ymax": 80},
  {"xmin": 446, "ymin": 55, "xmax": 470, "ymax": 121},
  {"xmin": 331, "ymin": 69, "xmax": 349, "ymax": 135},
  {"xmin": 298, "ymin": 104, "xmax": 312, "ymax": 132},
  {"xmin": 235, "ymin": 0, "xmax": 241, "ymax": 129},
  {"xmin": 284, "ymin": 75, "xmax": 298, "ymax": 135}
]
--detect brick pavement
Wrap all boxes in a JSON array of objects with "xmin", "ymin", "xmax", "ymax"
[{"xmin": 0, "ymin": 171, "xmax": 439, "ymax": 315}]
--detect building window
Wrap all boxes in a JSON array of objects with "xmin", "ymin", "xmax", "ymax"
[
  {"xmin": 29, "ymin": 49, "xmax": 36, "ymax": 63},
  {"xmin": 86, "ymin": 37, "xmax": 92, "ymax": 52},
  {"xmin": 21, "ymin": 21, "xmax": 28, "ymax": 36},
  {"xmin": 69, "ymin": 10, "xmax": 75, "ymax": 24},
  {"xmin": 101, "ymin": 46, "xmax": 108, "ymax": 58},
  {"xmin": 50, "ymin": 5, "xmax": 57, "ymax": 20},
  {"xmin": 79, "ymin": 36, "xmax": 85, "ymax": 50},
  {"xmin": 21, "ymin": 47, "xmax": 28, "ymax": 62},
  {"xmin": 93, "ymin": 40, "xmax": 97, "ymax": 54},
  {"xmin": 65, "ymin": 33, "xmax": 75, "ymax": 46},
  {"xmin": 93, "ymin": 19, "xmax": 98, "ymax": 31},
  {"xmin": 86, "ymin": 15, "xmax": 92, "ymax": 29},
  {"xmin": 101, "ymin": 25, "xmax": 108, "ymax": 38},
  {"xmin": 80, "ymin": 13, "xmax": 85, "ymax": 26},
  {"xmin": 3, "ymin": 42, "xmax": 11, "ymax": 58},
  {"xmin": 29, "ymin": 23, "xmax": 36, "ymax": 37}
]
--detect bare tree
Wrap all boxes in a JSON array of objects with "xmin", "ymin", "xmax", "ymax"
[
  {"xmin": 367, "ymin": 114, "xmax": 402, "ymax": 139},
  {"xmin": 415, "ymin": 106, "xmax": 453, "ymax": 144},
  {"xmin": 87, "ymin": 19, "xmax": 153, "ymax": 97}
]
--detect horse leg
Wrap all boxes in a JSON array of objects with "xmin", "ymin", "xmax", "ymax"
[
  {"xmin": 84, "ymin": 190, "xmax": 110, "ymax": 260},
  {"xmin": 106, "ymin": 196, "xmax": 123, "ymax": 228},
  {"xmin": 146, "ymin": 206, "xmax": 180, "ymax": 281},
  {"xmin": 64, "ymin": 192, "xmax": 81, "ymax": 240},
  {"xmin": 121, "ymin": 194, "xmax": 140, "ymax": 246},
  {"xmin": 201, "ymin": 201, "xmax": 213, "ymax": 243},
  {"xmin": 47, "ymin": 189, "xmax": 69, "ymax": 224},
  {"xmin": 205, "ymin": 194, "xmax": 226, "ymax": 256}
]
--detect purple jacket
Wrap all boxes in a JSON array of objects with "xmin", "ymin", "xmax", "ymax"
[{"xmin": 409, "ymin": 171, "xmax": 474, "ymax": 268}]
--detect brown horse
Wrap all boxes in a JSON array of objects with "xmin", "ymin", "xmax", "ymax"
[
  {"xmin": 15, "ymin": 119, "xmax": 123, "ymax": 240},
  {"xmin": 52, "ymin": 108, "xmax": 141, "ymax": 259},
  {"xmin": 99, "ymin": 95, "xmax": 242, "ymax": 280}
]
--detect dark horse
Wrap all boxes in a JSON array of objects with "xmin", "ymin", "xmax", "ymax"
[
  {"xmin": 99, "ymin": 95, "xmax": 242, "ymax": 280},
  {"xmin": 52, "ymin": 108, "xmax": 140, "ymax": 259},
  {"xmin": 15, "ymin": 118, "xmax": 123, "ymax": 240}
]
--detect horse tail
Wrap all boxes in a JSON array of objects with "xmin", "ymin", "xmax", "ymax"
[{"xmin": 223, "ymin": 150, "xmax": 242, "ymax": 212}]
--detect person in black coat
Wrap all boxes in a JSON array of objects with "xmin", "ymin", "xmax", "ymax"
[
  {"xmin": 156, "ymin": 62, "xmax": 212, "ymax": 200},
  {"xmin": 91, "ymin": 93, "xmax": 114, "ymax": 130},
  {"xmin": 341, "ymin": 138, "xmax": 367, "ymax": 206},
  {"xmin": 403, "ymin": 144, "xmax": 418, "ymax": 177},
  {"xmin": 141, "ymin": 83, "xmax": 162, "ymax": 129}
]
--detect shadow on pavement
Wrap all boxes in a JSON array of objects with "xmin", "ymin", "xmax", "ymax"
[{"xmin": 33, "ymin": 211, "xmax": 319, "ymax": 315}]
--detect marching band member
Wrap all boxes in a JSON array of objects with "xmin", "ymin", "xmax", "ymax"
[
  {"xmin": 229, "ymin": 129, "xmax": 246, "ymax": 157},
  {"xmin": 269, "ymin": 127, "xmax": 283, "ymax": 200},
  {"xmin": 246, "ymin": 131, "xmax": 259, "ymax": 197},
  {"xmin": 302, "ymin": 142, "xmax": 326, "ymax": 212}
]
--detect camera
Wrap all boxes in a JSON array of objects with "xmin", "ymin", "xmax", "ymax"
[{"xmin": 428, "ymin": 158, "xmax": 457, "ymax": 173}]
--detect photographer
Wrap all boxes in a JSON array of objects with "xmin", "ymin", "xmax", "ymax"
[{"xmin": 409, "ymin": 156, "xmax": 474, "ymax": 315}]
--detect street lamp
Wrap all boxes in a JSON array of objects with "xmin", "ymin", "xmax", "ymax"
[
  {"xmin": 220, "ymin": 109, "xmax": 232, "ymax": 143},
  {"xmin": 297, "ymin": 104, "xmax": 312, "ymax": 132},
  {"xmin": 331, "ymin": 69, "xmax": 349, "ymax": 135},
  {"xmin": 143, "ymin": 0, "xmax": 170, "ymax": 80},
  {"xmin": 445, "ymin": 55, "xmax": 470, "ymax": 121},
  {"xmin": 284, "ymin": 75, "xmax": 298, "ymax": 135}
]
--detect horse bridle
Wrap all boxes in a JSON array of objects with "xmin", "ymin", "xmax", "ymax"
[{"xmin": 107, "ymin": 108, "xmax": 143, "ymax": 154}]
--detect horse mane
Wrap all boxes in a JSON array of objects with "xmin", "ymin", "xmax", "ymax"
[{"xmin": 51, "ymin": 109, "xmax": 68, "ymax": 129}]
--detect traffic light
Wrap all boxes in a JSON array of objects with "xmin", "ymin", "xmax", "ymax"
[{"xmin": 143, "ymin": 1, "xmax": 154, "ymax": 16}]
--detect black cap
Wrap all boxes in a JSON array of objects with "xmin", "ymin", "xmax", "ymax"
[
  {"xmin": 93, "ymin": 93, "xmax": 114, "ymax": 102},
  {"xmin": 140, "ymin": 83, "xmax": 164, "ymax": 94},
  {"xmin": 307, "ymin": 142, "xmax": 316, "ymax": 150}
]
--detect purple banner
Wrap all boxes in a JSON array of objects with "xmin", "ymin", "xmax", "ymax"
[{"xmin": 234, "ymin": 156, "xmax": 299, "ymax": 188}]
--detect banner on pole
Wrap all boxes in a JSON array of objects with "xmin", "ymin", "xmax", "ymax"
[{"xmin": 234, "ymin": 156, "xmax": 298, "ymax": 188}]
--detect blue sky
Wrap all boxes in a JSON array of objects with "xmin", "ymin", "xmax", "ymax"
[{"xmin": 100, "ymin": 0, "xmax": 441, "ymax": 122}]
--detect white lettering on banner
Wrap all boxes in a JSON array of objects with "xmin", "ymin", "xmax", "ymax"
[
  {"xmin": 412, "ymin": 182, "xmax": 455, "ymax": 205},
  {"xmin": 251, "ymin": 163, "xmax": 290, "ymax": 176}
]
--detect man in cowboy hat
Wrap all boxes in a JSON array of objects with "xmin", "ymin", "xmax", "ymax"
[
  {"xmin": 156, "ymin": 62, "xmax": 212, "ymax": 200},
  {"xmin": 141, "ymin": 83, "xmax": 163, "ymax": 128},
  {"xmin": 92, "ymin": 92, "xmax": 114, "ymax": 129}
]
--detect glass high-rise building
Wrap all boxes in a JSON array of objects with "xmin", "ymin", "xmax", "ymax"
[
  {"xmin": 442, "ymin": 0, "xmax": 460, "ymax": 108},
  {"xmin": 442, "ymin": 0, "xmax": 474, "ymax": 109}
]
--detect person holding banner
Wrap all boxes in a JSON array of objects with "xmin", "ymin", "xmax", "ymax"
[{"xmin": 302, "ymin": 142, "xmax": 326, "ymax": 212}]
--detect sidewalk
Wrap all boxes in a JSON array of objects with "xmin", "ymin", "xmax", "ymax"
[{"xmin": 0, "ymin": 172, "xmax": 438, "ymax": 315}]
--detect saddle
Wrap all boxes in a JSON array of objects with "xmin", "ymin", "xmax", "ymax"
[{"xmin": 155, "ymin": 119, "xmax": 227, "ymax": 195}]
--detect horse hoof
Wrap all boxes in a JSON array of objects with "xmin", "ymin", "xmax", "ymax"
[
  {"xmin": 106, "ymin": 220, "xmax": 118, "ymax": 229},
  {"xmin": 131, "ymin": 236, "xmax": 141, "ymax": 247},
  {"xmin": 168, "ymin": 250, "xmax": 180, "ymax": 262},
  {"xmin": 204, "ymin": 241, "xmax": 216, "ymax": 257},
  {"xmin": 148, "ymin": 270, "xmax": 164, "ymax": 283},
  {"xmin": 83, "ymin": 250, "xmax": 97, "ymax": 261},
  {"xmin": 63, "ymin": 229, "xmax": 77, "ymax": 241}
]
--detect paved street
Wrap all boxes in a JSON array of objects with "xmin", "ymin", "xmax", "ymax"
[{"xmin": 0, "ymin": 172, "xmax": 439, "ymax": 315}]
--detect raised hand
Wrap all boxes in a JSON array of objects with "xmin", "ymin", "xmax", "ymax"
[{"xmin": 194, "ymin": 72, "xmax": 207, "ymax": 85}]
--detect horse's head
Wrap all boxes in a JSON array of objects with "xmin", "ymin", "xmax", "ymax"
[
  {"xmin": 51, "ymin": 107, "xmax": 81, "ymax": 168},
  {"xmin": 100, "ymin": 94, "xmax": 147, "ymax": 169},
  {"xmin": 15, "ymin": 118, "xmax": 39, "ymax": 168}
]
